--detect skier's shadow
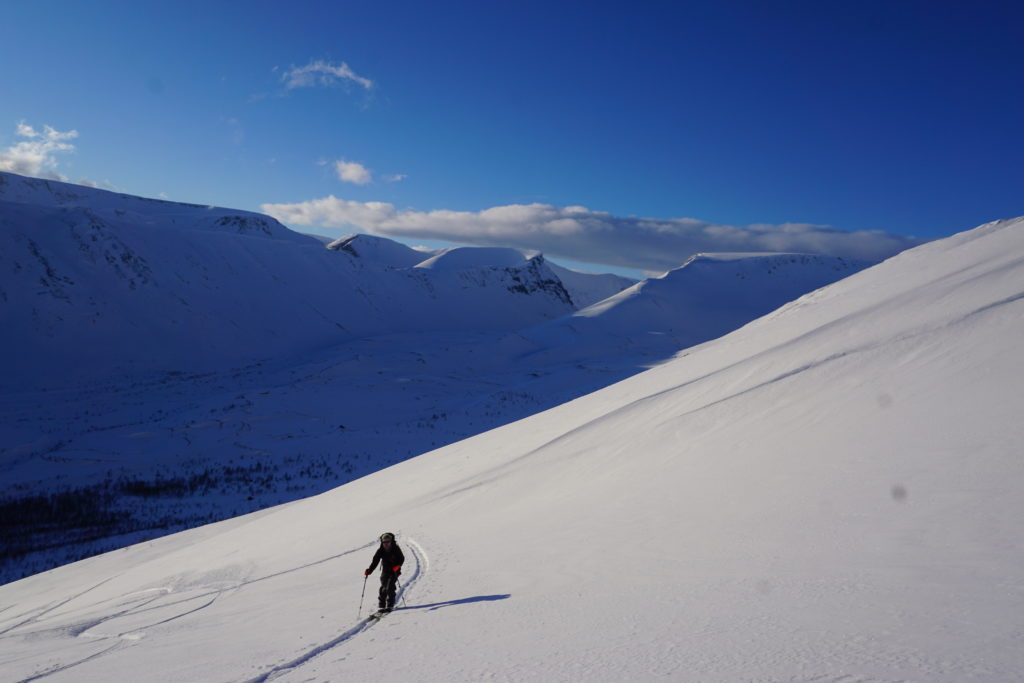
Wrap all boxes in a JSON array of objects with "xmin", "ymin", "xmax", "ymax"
[{"xmin": 400, "ymin": 594, "xmax": 511, "ymax": 612}]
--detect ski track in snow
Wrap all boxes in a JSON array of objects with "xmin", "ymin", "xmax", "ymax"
[
  {"xmin": 0, "ymin": 576, "xmax": 118, "ymax": 637},
  {"xmin": 16, "ymin": 642, "xmax": 127, "ymax": 683},
  {"xmin": 245, "ymin": 537, "xmax": 426, "ymax": 683},
  {"xmin": 3, "ymin": 540, "xmax": 425, "ymax": 683}
]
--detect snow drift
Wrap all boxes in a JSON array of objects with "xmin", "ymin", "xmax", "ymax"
[{"xmin": 2, "ymin": 217, "xmax": 1022, "ymax": 681}]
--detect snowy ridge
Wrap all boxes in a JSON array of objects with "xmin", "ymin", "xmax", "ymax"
[
  {"xmin": 1, "ymin": 217, "xmax": 1022, "ymax": 681},
  {"xmin": 326, "ymin": 233, "xmax": 429, "ymax": 268},
  {"xmin": 0, "ymin": 172, "xmax": 306, "ymax": 244},
  {"xmin": 0, "ymin": 171, "xmax": 583, "ymax": 389},
  {"xmin": 523, "ymin": 250, "xmax": 872, "ymax": 360},
  {"xmin": 413, "ymin": 245, "xmax": 539, "ymax": 270},
  {"xmin": 326, "ymin": 236, "xmax": 634, "ymax": 307}
]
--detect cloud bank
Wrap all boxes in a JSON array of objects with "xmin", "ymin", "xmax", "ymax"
[
  {"xmin": 0, "ymin": 122, "xmax": 78, "ymax": 180},
  {"xmin": 281, "ymin": 60, "xmax": 373, "ymax": 90},
  {"xmin": 261, "ymin": 196, "xmax": 924, "ymax": 271}
]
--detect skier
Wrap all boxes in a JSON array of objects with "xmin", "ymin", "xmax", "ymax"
[{"xmin": 364, "ymin": 532, "xmax": 404, "ymax": 613}]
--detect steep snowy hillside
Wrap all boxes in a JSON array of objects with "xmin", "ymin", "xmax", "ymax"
[{"xmin": 2, "ymin": 218, "xmax": 1021, "ymax": 682}]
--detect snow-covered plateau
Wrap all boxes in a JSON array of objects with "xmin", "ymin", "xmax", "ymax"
[{"xmin": 1, "ymin": 175, "xmax": 1022, "ymax": 679}]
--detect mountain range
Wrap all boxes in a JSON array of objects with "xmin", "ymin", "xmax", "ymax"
[
  {"xmin": 1, "ymin": 199, "xmax": 1020, "ymax": 679},
  {"xmin": 0, "ymin": 172, "xmax": 633, "ymax": 391},
  {"xmin": 3, "ymin": 170, "xmax": 871, "ymax": 585}
]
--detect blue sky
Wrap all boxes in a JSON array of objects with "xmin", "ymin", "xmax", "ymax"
[{"xmin": 2, "ymin": 1, "xmax": 1022, "ymax": 275}]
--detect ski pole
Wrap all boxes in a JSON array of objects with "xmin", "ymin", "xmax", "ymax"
[
  {"xmin": 396, "ymin": 577, "xmax": 408, "ymax": 608},
  {"xmin": 358, "ymin": 574, "xmax": 368, "ymax": 617}
]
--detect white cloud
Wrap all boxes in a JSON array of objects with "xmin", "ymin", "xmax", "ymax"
[
  {"xmin": 261, "ymin": 197, "xmax": 924, "ymax": 271},
  {"xmin": 335, "ymin": 159, "xmax": 372, "ymax": 185},
  {"xmin": 0, "ymin": 122, "xmax": 78, "ymax": 180},
  {"xmin": 281, "ymin": 60, "xmax": 373, "ymax": 90},
  {"xmin": 265, "ymin": 195, "xmax": 395, "ymax": 228},
  {"xmin": 384, "ymin": 173, "xmax": 407, "ymax": 183}
]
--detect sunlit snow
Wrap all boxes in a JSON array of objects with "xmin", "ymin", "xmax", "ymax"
[{"xmin": 2, "ymin": 198, "xmax": 1022, "ymax": 680}]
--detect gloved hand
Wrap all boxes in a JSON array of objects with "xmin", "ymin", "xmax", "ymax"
[
  {"xmin": 392, "ymin": 565, "xmax": 402, "ymax": 573},
  {"xmin": 364, "ymin": 569, "xmax": 372, "ymax": 576}
]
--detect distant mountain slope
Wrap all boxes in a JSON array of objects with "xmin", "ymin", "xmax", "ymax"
[
  {"xmin": 545, "ymin": 260, "xmax": 637, "ymax": 308},
  {"xmin": 326, "ymin": 233, "xmax": 429, "ymax": 268},
  {"xmin": 0, "ymin": 172, "xmax": 308, "ymax": 243},
  {"xmin": 414, "ymin": 245, "xmax": 538, "ymax": 270},
  {"xmin": 414, "ymin": 245, "xmax": 637, "ymax": 307},
  {"xmin": 1, "ymin": 217, "xmax": 1020, "ymax": 682},
  {"xmin": 0, "ymin": 172, "xmax": 578, "ymax": 389},
  {"xmin": 329, "ymin": 240, "xmax": 637, "ymax": 307},
  {"xmin": 524, "ymin": 251, "xmax": 873, "ymax": 360}
]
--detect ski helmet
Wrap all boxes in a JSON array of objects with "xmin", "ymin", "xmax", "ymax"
[{"xmin": 380, "ymin": 532, "xmax": 395, "ymax": 542}]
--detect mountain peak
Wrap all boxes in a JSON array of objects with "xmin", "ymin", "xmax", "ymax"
[
  {"xmin": 414, "ymin": 245, "xmax": 541, "ymax": 271},
  {"xmin": 326, "ymin": 233, "xmax": 430, "ymax": 268}
]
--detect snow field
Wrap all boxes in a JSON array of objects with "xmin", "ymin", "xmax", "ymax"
[
  {"xmin": 2, "ymin": 175, "xmax": 1023, "ymax": 680},
  {"xmin": 3, "ymin": 170, "xmax": 871, "ymax": 586}
]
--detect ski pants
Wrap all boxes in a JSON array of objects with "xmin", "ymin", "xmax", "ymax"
[{"xmin": 378, "ymin": 571, "xmax": 399, "ymax": 609}]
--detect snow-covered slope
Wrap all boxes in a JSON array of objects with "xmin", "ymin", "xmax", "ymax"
[
  {"xmin": 413, "ymin": 245, "xmax": 538, "ymax": 270},
  {"xmin": 545, "ymin": 260, "xmax": 636, "ymax": 308},
  {"xmin": 1, "ymin": 172, "xmax": 870, "ymax": 585},
  {"xmin": 524, "ymin": 252, "xmax": 872, "ymax": 361},
  {"xmin": 413, "ymin": 245, "xmax": 636, "ymax": 307},
  {"xmin": 326, "ymin": 238, "xmax": 636, "ymax": 306},
  {"xmin": 0, "ymin": 173, "xmax": 301, "ymax": 245},
  {"xmin": 326, "ymin": 232, "xmax": 430, "ymax": 268},
  {"xmin": 2, "ymin": 218, "xmax": 1021, "ymax": 681},
  {"xmin": 0, "ymin": 172, "xmax": 577, "ymax": 390}
]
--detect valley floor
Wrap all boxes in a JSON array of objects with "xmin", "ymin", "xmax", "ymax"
[{"xmin": 1, "ymin": 328, "xmax": 676, "ymax": 583}]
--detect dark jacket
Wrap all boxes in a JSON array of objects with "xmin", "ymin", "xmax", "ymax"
[{"xmin": 367, "ymin": 542, "xmax": 405, "ymax": 575}]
